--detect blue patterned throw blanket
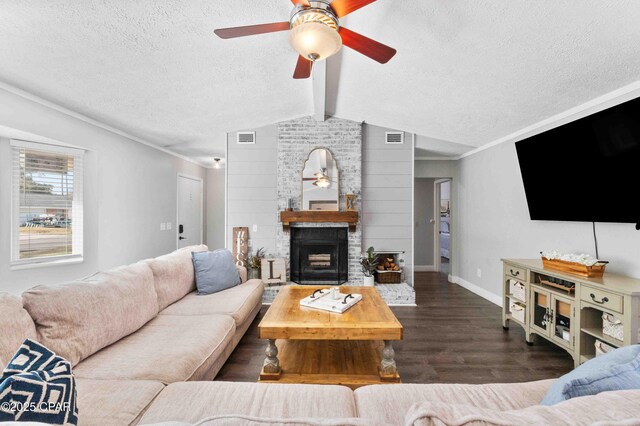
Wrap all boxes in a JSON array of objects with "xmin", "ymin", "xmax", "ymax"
[{"xmin": 0, "ymin": 339, "xmax": 78, "ymax": 424}]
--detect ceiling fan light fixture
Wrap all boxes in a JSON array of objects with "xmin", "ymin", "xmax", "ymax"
[
  {"xmin": 313, "ymin": 175, "xmax": 331, "ymax": 188},
  {"xmin": 314, "ymin": 169, "xmax": 327, "ymax": 178},
  {"xmin": 289, "ymin": 9, "xmax": 342, "ymax": 61}
]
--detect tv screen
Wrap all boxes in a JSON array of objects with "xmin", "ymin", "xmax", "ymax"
[{"xmin": 516, "ymin": 96, "xmax": 640, "ymax": 223}]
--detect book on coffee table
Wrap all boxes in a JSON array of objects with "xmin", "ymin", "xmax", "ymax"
[{"xmin": 299, "ymin": 289, "xmax": 363, "ymax": 314}]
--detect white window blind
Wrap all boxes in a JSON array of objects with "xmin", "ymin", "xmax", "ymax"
[{"xmin": 10, "ymin": 140, "xmax": 84, "ymax": 264}]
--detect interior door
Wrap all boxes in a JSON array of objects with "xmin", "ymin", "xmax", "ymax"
[
  {"xmin": 434, "ymin": 179, "xmax": 452, "ymax": 274},
  {"xmin": 177, "ymin": 175, "xmax": 203, "ymax": 249}
]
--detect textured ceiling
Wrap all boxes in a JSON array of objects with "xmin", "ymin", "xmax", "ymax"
[{"xmin": 1, "ymin": 1, "xmax": 639, "ymax": 164}]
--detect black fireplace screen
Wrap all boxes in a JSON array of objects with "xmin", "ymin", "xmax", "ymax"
[{"xmin": 290, "ymin": 227, "xmax": 348, "ymax": 285}]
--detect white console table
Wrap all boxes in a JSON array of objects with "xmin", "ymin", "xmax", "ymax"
[{"xmin": 502, "ymin": 259, "xmax": 640, "ymax": 367}]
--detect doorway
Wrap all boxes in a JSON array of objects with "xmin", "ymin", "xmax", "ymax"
[
  {"xmin": 177, "ymin": 174, "xmax": 203, "ymax": 249},
  {"xmin": 434, "ymin": 179, "xmax": 452, "ymax": 274},
  {"xmin": 414, "ymin": 178, "xmax": 452, "ymax": 275}
]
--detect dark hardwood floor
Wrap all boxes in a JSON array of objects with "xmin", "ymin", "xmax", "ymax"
[{"xmin": 216, "ymin": 272, "xmax": 574, "ymax": 384}]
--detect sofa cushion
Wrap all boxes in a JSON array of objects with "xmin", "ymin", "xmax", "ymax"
[
  {"xmin": 542, "ymin": 344, "xmax": 640, "ymax": 405},
  {"xmin": 142, "ymin": 415, "xmax": 378, "ymax": 426},
  {"xmin": 0, "ymin": 293, "xmax": 37, "ymax": 370},
  {"xmin": 405, "ymin": 389, "xmax": 640, "ymax": 426},
  {"xmin": 192, "ymin": 250, "xmax": 241, "ymax": 295},
  {"xmin": 138, "ymin": 382, "xmax": 357, "ymax": 424},
  {"xmin": 160, "ymin": 279, "xmax": 264, "ymax": 326},
  {"xmin": 0, "ymin": 339, "xmax": 77, "ymax": 425},
  {"xmin": 22, "ymin": 262, "xmax": 159, "ymax": 366},
  {"xmin": 354, "ymin": 380, "xmax": 553, "ymax": 426},
  {"xmin": 144, "ymin": 245, "xmax": 208, "ymax": 310},
  {"xmin": 73, "ymin": 314, "xmax": 235, "ymax": 384},
  {"xmin": 76, "ymin": 378, "xmax": 164, "ymax": 426},
  {"xmin": 237, "ymin": 266, "xmax": 248, "ymax": 283}
]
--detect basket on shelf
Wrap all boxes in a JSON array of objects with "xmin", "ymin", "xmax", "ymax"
[
  {"xmin": 375, "ymin": 270, "xmax": 402, "ymax": 284},
  {"xmin": 540, "ymin": 254, "xmax": 608, "ymax": 278},
  {"xmin": 509, "ymin": 302, "xmax": 526, "ymax": 323},
  {"xmin": 374, "ymin": 253, "xmax": 403, "ymax": 284},
  {"xmin": 602, "ymin": 313, "xmax": 624, "ymax": 341},
  {"xmin": 508, "ymin": 279, "xmax": 526, "ymax": 301},
  {"xmin": 595, "ymin": 339, "xmax": 616, "ymax": 357}
]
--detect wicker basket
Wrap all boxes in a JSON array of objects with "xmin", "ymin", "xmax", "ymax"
[
  {"xmin": 375, "ymin": 270, "xmax": 402, "ymax": 284},
  {"xmin": 541, "ymin": 255, "xmax": 608, "ymax": 278}
]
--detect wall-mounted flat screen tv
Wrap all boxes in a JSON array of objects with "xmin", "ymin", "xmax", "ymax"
[{"xmin": 516, "ymin": 96, "xmax": 640, "ymax": 223}]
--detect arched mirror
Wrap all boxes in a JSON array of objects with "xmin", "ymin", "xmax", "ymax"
[{"xmin": 301, "ymin": 148, "xmax": 339, "ymax": 211}]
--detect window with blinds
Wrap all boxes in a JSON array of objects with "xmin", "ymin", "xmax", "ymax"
[{"xmin": 11, "ymin": 140, "xmax": 84, "ymax": 264}]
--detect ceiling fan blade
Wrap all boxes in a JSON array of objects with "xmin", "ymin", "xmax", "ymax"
[
  {"xmin": 290, "ymin": 0, "xmax": 310, "ymax": 5},
  {"xmin": 339, "ymin": 27, "xmax": 397, "ymax": 64},
  {"xmin": 293, "ymin": 55, "xmax": 313, "ymax": 79},
  {"xmin": 330, "ymin": 0, "xmax": 376, "ymax": 18},
  {"xmin": 214, "ymin": 22, "xmax": 290, "ymax": 39}
]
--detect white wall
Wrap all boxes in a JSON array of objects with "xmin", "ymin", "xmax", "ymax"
[
  {"xmin": 415, "ymin": 160, "xmax": 457, "ymax": 179},
  {"xmin": 0, "ymin": 88, "xmax": 207, "ymax": 294},
  {"xmin": 455, "ymin": 140, "xmax": 640, "ymax": 304},
  {"xmin": 361, "ymin": 124, "xmax": 414, "ymax": 285},
  {"xmin": 226, "ymin": 124, "xmax": 278, "ymax": 255},
  {"xmin": 206, "ymin": 167, "xmax": 226, "ymax": 250},
  {"xmin": 414, "ymin": 179, "xmax": 435, "ymax": 267},
  {"xmin": 441, "ymin": 180, "xmax": 451, "ymax": 201}
]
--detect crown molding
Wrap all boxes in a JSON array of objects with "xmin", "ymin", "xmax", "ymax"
[
  {"xmin": 0, "ymin": 80, "xmax": 210, "ymax": 168},
  {"xmin": 415, "ymin": 156, "xmax": 459, "ymax": 161},
  {"xmin": 458, "ymin": 81, "xmax": 640, "ymax": 160}
]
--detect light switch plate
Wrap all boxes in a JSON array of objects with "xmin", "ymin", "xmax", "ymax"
[
  {"xmin": 166, "ymin": 222, "xmax": 172, "ymax": 230},
  {"xmin": 252, "ymin": 224, "xmax": 258, "ymax": 232},
  {"xmin": 160, "ymin": 223, "xmax": 166, "ymax": 231}
]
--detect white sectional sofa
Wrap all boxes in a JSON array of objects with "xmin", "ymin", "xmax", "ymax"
[{"xmin": 2, "ymin": 245, "xmax": 640, "ymax": 425}]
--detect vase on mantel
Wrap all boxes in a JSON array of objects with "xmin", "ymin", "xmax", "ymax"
[{"xmin": 364, "ymin": 275, "xmax": 375, "ymax": 287}]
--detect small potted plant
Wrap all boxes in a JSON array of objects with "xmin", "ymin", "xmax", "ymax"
[
  {"xmin": 360, "ymin": 246, "xmax": 379, "ymax": 287},
  {"xmin": 247, "ymin": 247, "xmax": 265, "ymax": 280}
]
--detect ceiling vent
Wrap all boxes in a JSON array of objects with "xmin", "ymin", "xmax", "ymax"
[
  {"xmin": 385, "ymin": 132, "xmax": 404, "ymax": 144},
  {"xmin": 237, "ymin": 132, "xmax": 256, "ymax": 144}
]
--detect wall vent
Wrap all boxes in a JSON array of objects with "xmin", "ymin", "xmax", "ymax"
[
  {"xmin": 237, "ymin": 132, "xmax": 256, "ymax": 144},
  {"xmin": 385, "ymin": 131, "xmax": 404, "ymax": 144}
]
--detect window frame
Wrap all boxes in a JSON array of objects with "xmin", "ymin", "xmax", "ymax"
[{"xmin": 10, "ymin": 139, "xmax": 85, "ymax": 269}]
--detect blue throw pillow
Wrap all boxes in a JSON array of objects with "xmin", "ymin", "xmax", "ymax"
[
  {"xmin": 541, "ymin": 344, "xmax": 640, "ymax": 405},
  {"xmin": 0, "ymin": 339, "xmax": 78, "ymax": 424},
  {"xmin": 192, "ymin": 249, "xmax": 241, "ymax": 295}
]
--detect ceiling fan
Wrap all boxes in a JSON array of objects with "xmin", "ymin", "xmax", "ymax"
[{"xmin": 214, "ymin": 0, "xmax": 397, "ymax": 79}]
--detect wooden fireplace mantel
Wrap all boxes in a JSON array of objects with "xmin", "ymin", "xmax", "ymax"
[{"xmin": 280, "ymin": 211, "xmax": 359, "ymax": 232}]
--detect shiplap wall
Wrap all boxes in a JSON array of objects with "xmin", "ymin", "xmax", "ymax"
[
  {"xmin": 362, "ymin": 124, "xmax": 414, "ymax": 285},
  {"xmin": 226, "ymin": 124, "xmax": 278, "ymax": 255}
]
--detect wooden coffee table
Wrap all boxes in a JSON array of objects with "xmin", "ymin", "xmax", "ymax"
[{"xmin": 258, "ymin": 286, "xmax": 403, "ymax": 389}]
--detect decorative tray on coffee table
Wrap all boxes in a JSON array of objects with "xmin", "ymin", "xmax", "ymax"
[{"xmin": 300, "ymin": 289, "xmax": 363, "ymax": 314}]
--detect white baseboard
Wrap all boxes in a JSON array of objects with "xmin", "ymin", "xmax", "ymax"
[
  {"xmin": 415, "ymin": 265, "xmax": 437, "ymax": 272},
  {"xmin": 449, "ymin": 275, "xmax": 503, "ymax": 307}
]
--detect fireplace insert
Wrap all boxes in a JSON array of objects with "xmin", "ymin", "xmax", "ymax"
[{"xmin": 290, "ymin": 227, "xmax": 348, "ymax": 285}]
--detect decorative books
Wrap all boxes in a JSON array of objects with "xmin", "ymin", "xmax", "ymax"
[{"xmin": 300, "ymin": 289, "xmax": 363, "ymax": 314}]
